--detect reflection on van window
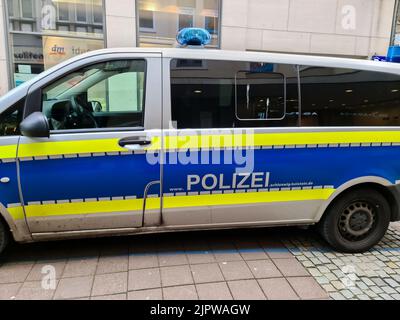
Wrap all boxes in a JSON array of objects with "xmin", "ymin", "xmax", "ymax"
[
  {"xmin": 42, "ymin": 60, "xmax": 146, "ymax": 130},
  {"xmin": 300, "ymin": 67, "xmax": 400, "ymax": 126},
  {"xmin": 236, "ymin": 71, "xmax": 285, "ymax": 120},
  {"xmin": 170, "ymin": 59, "xmax": 299, "ymax": 129}
]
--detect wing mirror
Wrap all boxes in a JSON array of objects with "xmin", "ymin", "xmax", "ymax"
[{"xmin": 20, "ymin": 112, "xmax": 50, "ymax": 138}]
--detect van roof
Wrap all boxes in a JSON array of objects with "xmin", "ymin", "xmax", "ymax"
[{"xmin": 83, "ymin": 47, "xmax": 400, "ymax": 73}]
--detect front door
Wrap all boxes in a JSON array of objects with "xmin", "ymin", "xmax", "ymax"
[{"xmin": 17, "ymin": 55, "xmax": 162, "ymax": 233}]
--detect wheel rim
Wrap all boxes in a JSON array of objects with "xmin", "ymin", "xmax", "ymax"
[{"xmin": 338, "ymin": 201, "xmax": 377, "ymax": 242}]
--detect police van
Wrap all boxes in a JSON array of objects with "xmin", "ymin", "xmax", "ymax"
[{"xmin": 1, "ymin": 28, "xmax": 400, "ymax": 254}]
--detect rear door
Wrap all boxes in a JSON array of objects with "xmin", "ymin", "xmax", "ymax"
[{"xmin": 17, "ymin": 53, "xmax": 163, "ymax": 233}]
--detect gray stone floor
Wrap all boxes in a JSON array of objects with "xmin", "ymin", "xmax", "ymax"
[
  {"xmin": 0, "ymin": 223, "xmax": 399, "ymax": 300},
  {"xmin": 285, "ymin": 223, "xmax": 400, "ymax": 300}
]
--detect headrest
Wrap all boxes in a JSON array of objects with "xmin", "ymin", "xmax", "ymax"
[{"xmin": 51, "ymin": 101, "xmax": 72, "ymax": 122}]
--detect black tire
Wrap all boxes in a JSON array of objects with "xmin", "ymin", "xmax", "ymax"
[
  {"xmin": 318, "ymin": 188, "xmax": 391, "ymax": 253},
  {"xmin": 0, "ymin": 218, "xmax": 10, "ymax": 255}
]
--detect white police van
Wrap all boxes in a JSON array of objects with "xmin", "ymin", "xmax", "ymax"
[{"xmin": 1, "ymin": 28, "xmax": 400, "ymax": 253}]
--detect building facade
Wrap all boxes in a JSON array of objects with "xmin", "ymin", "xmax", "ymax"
[{"xmin": 0, "ymin": 0, "xmax": 399, "ymax": 96}]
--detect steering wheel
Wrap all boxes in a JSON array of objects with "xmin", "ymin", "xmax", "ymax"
[{"xmin": 70, "ymin": 96, "xmax": 99, "ymax": 129}]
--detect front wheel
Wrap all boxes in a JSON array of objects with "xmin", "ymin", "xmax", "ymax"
[
  {"xmin": 318, "ymin": 188, "xmax": 391, "ymax": 253},
  {"xmin": 0, "ymin": 218, "xmax": 10, "ymax": 255}
]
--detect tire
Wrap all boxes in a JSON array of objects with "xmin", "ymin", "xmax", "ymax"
[
  {"xmin": 0, "ymin": 218, "xmax": 10, "ymax": 255},
  {"xmin": 318, "ymin": 188, "xmax": 391, "ymax": 253}
]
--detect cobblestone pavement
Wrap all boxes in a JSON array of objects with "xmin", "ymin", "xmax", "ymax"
[
  {"xmin": 285, "ymin": 223, "xmax": 400, "ymax": 300},
  {"xmin": 0, "ymin": 223, "xmax": 399, "ymax": 300}
]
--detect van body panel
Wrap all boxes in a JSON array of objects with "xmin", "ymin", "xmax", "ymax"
[{"xmin": 0, "ymin": 48, "xmax": 400, "ymax": 243}]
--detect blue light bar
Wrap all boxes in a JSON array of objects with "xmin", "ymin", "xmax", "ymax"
[
  {"xmin": 177, "ymin": 28, "xmax": 212, "ymax": 47},
  {"xmin": 387, "ymin": 46, "xmax": 400, "ymax": 63}
]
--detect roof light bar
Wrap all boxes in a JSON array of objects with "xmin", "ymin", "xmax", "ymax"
[{"xmin": 176, "ymin": 28, "xmax": 212, "ymax": 47}]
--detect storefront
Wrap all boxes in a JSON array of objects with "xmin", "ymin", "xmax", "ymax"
[
  {"xmin": 5, "ymin": 0, "xmax": 105, "ymax": 87},
  {"xmin": 0, "ymin": 0, "xmax": 396, "ymax": 97},
  {"xmin": 3, "ymin": 0, "xmax": 222, "ymax": 90}
]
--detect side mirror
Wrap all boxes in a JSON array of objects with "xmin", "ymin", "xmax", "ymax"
[{"xmin": 20, "ymin": 112, "xmax": 50, "ymax": 138}]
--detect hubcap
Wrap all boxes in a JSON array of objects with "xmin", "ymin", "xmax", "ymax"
[{"xmin": 338, "ymin": 201, "xmax": 377, "ymax": 241}]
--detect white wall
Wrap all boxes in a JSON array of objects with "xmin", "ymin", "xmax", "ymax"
[
  {"xmin": 0, "ymin": 1, "xmax": 9, "ymax": 96},
  {"xmin": 221, "ymin": 0, "xmax": 395, "ymax": 57},
  {"xmin": 105, "ymin": 0, "xmax": 137, "ymax": 47}
]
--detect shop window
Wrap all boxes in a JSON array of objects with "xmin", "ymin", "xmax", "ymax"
[
  {"xmin": 20, "ymin": 0, "xmax": 33, "ymax": 18},
  {"xmin": 7, "ymin": 0, "xmax": 14, "ymax": 17},
  {"xmin": 58, "ymin": 2, "xmax": 69, "ymax": 21},
  {"xmin": 139, "ymin": 10, "xmax": 154, "ymax": 31},
  {"xmin": 21, "ymin": 23, "xmax": 33, "ymax": 32},
  {"xmin": 6, "ymin": 0, "xmax": 105, "ymax": 88},
  {"xmin": 76, "ymin": 26, "xmax": 88, "ymax": 33},
  {"xmin": 76, "ymin": 3, "xmax": 87, "ymax": 22},
  {"xmin": 57, "ymin": 25, "xmax": 69, "ymax": 32},
  {"xmin": 179, "ymin": 14, "xmax": 193, "ymax": 30},
  {"xmin": 205, "ymin": 16, "xmax": 218, "ymax": 34},
  {"xmin": 93, "ymin": 5, "xmax": 103, "ymax": 24}
]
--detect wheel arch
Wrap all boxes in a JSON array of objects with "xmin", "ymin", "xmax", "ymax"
[{"xmin": 315, "ymin": 176, "xmax": 399, "ymax": 223}]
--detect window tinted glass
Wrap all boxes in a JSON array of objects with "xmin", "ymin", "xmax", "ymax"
[
  {"xmin": 0, "ymin": 99, "xmax": 24, "ymax": 136},
  {"xmin": 42, "ymin": 60, "xmax": 146, "ymax": 130},
  {"xmin": 139, "ymin": 10, "xmax": 154, "ymax": 29},
  {"xmin": 179, "ymin": 14, "xmax": 193, "ymax": 29},
  {"xmin": 300, "ymin": 67, "xmax": 400, "ymax": 126},
  {"xmin": 21, "ymin": 0, "xmax": 33, "ymax": 18},
  {"xmin": 170, "ymin": 59, "xmax": 299, "ymax": 129},
  {"xmin": 236, "ymin": 70, "xmax": 285, "ymax": 120}
]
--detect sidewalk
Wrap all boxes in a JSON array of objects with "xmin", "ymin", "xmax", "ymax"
[{"xmin": 0, "ymin": 223, "xmax": 399, "ymax": 300}]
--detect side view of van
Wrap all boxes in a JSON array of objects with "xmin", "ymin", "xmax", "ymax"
[{"xmin": 1, "ymin": 47, "xmax": 400, "ymax": 254}]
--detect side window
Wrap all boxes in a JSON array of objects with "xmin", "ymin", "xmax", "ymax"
[
  {"xmin": 0, "ymin": 99, "xmax": 24, "ymax": 136},
  {"xmin": 170, "ymin": 59, "xmax": 299, "ymax": 129},
  {"xmin": 42, "ymin": 60, "xmax": 146, "ymax": 131},
  {"xmin": 300, "ymin": 67, "xmax": 400, "ymax": 126},
  {"xmin": 235, "ymin": 70, "xmax": 286, "ymax": 121}
]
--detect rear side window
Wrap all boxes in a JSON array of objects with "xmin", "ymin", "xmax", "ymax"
[
  {"xmin": 0, "ymin": 99, "xmax": 24, "ymax": 136},
  {"xmin": 300, "ymin": 67, "xmax": 400, "ymax": 126},
  {"xmin": 170, "ymin": 59, "xmax": 299, "ymax": 129},
  {"xmin": 42, "ymin": 60, "xmax": 146, "ymax": 131},
  {"xmin": 236, "ymin": 70, "xmax": 286, "ymax": 121}
]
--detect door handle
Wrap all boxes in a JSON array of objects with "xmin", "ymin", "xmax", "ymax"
[{"xmin": 118, "ymin": 137, "xmax": 152, "ymax": 148}]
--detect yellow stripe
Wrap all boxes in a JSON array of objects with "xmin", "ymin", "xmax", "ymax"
[
  {"xmin": 18, "ymin": 139, "xmax": 127, "ymax": 158},
  {"xmin": 0, "ymin": 145, "xmax": 17, "ymax": 160},
  {"xmin": 11, "ymin": 188, "xmax": 334, "ymax": 219},
  {"xmin": 14, "ymin": 131, "xmax": 391, "ymax": 158},
  {"xmin": 16, "ymin": 131, "xmax": 400, "ymax": 159},
  {"xmin": 8, "ymin": 206, "xmax": 25, "ymax": 220},
  {"xmin": 24, "ymin": 198, "xmax": 145, "ymax": 218},
  {"xmin": 163, "ymin": 188, "xmax": 334, "ymax": 209},
  {"xmin": 164, "ymin": 131, "xmax": 400, "ymax": 150}
]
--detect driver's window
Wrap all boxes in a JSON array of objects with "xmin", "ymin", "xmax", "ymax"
[{"xmin": 42, "ymin": 59, "xmax": 146, "ymax": 131}]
